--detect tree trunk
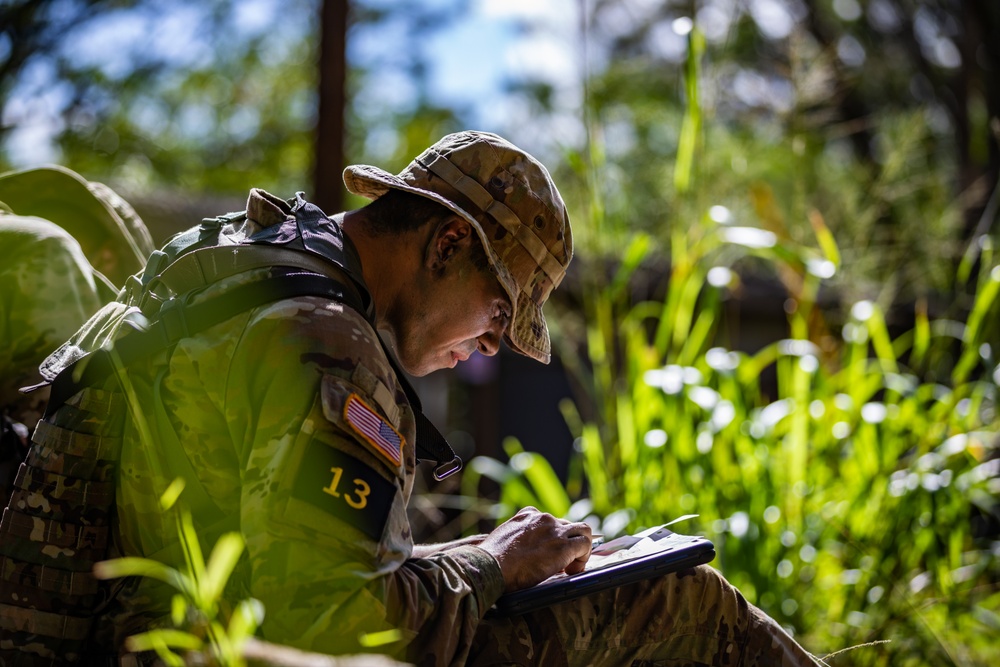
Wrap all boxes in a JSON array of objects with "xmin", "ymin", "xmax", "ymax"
[{"xmin": 313, "ymin": 0, "xmax": 349, "ymax": 214}]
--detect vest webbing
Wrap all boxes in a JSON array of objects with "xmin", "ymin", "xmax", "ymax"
[{"xmin": 0, "ymin": 385, "xmax": 124, "ymax": 665}]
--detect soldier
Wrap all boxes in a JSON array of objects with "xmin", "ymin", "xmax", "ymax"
[
  {"xmin": 0, "ymin": 165, "xmax": 154, "ymax": 505},
  {"xmin": 0, "ymin": 132, "xmax": 821, "ymax": 666}
]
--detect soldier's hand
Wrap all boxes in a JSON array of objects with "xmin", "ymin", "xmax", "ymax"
[{"xmin": 478, "ymin": 506, "xmax": 593, "ymax": 592}]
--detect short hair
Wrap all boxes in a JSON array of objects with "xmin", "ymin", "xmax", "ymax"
[
  {"xmin": 364, "ymin": 189, "xmax": 491, "ymax": 272},
  {"xmin": 363, "ymin": 189, "xmax": 454, "ymax": 234}
]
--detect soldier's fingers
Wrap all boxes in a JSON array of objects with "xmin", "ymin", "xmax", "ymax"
[
  {"xmin": 563, "ymin": 521, "xmax": 593, "ymax": 539},
  {"xmin": 565, "ymin": 532, "xmax": 593, "ymax": 560},
  {"xmin": 564, "ymin": 554, "xmax": 588, "ymax": 575},
  {"xmin": 563, "ymin": 534, "xmax": 592, "ymax": 573}
]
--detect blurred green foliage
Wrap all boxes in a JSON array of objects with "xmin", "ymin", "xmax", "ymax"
[
  {"xmin": 0, "ymin": 0, "xmax": 320, "ymax": 194},
  {"xmin": 0, "ymin": 0, "xmax": 472, "ymax": 199},
  {"xmin": 551, "ymin": 25, "xmax": 973, "ymax": 306},
  {"xmin": 468, "ymin": 194, "xmax": 999, "ymax": 663},
  {"xmin": 464, "ymin": 22, "xmax": 1000, "ymax": 667}
]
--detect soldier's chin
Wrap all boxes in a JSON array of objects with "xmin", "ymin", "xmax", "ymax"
[
  {"xmin": 378, "ymin": 329, "xmax": 445, "ymax": 377},
  {"xmin": 392, "ymin": 349, "xmax": 438, "ymax": 378},
  {"xmin": 408, "ymin": 358, "xmax": 445, "ymax": 377}
]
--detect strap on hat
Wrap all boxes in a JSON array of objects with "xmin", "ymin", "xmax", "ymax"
[{"xmin": 417, "ymin": 150, "xmax": 567, "ymax": 288}]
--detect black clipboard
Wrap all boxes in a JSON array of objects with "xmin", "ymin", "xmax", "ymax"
[{"xmin": 493, "ymin": 526, "xmax": 715, "ymax": 616}]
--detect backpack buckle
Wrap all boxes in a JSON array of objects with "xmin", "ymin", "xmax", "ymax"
[{"xmin": 433, "ymin": 455, "xmax": 463, "ymax": 481}]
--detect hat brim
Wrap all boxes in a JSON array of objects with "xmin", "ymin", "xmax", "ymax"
[{"xmin": 344, "ymin": 164, "xmax": 551, "ymax": 363}]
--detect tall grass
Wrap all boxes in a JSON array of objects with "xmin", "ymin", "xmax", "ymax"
[{"xmin": 463, "ymin": 25, "xmax": 1000, "ymax": 666}]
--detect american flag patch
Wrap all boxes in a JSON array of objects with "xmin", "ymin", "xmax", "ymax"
[{"xmin": 344, "ymin": 393, "xmax": 404, "ymax": 467}]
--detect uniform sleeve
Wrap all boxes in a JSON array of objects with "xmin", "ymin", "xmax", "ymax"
[
  {"xmin": 225, "ymin": 296, "xmax": 504, "ymax": 665},
  {"xmin": 0, "ymin": 220, "xmax": 102, "ymax": 416}
]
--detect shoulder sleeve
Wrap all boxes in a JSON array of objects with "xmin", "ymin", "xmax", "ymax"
[
  {"xmin": 0, "ymin": 220, "xmax": 102, "ymax": 412},
  {"xmin": 227, "ymin": 296, "xmax": 503, "ymax": 662}
]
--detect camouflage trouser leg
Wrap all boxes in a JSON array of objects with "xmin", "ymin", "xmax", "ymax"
[{"xmin": 467, "ymin": 565, "xmax": 822, "ymax": 667}]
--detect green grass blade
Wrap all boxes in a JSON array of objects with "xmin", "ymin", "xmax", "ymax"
[
  {"xmin": 866, "ymin": 305, "xmax": 900, "ymax": 374},
  {"xmin": 160, "ymin": 478, "xmax": 186, "ymax": 512},
  {"xmin": 963, "ymin": 265, "xmax": 1000, "ymax": 347},
  {"xmin": 611, "ymin": 233, "xmax": 652, "ymax": 301},
  {"xmin": 674, "ymin": 27, "xmax": 704, "ymax": 193},
  {"xmin": 508, "ymin": 447, "xmax": 571, "ymax": 517},
  {"xmin": 93, "ymin": 557, "xmax": 190, "ymax": 596},
  {"xmin": 177, "ymin": 511, "xmax": 206, "ymax": 597},
  {"xmin": 227, "ymin": 598, "xmax": 265, "ymax": 646},
  {"xmin": 200, "ymin": 532, "xmax": 246, "ymax": 606},
  {"xmin": 359, "ymin": 629, "xmax": 404, "ymax": 648},
  {"xmin": 125, "ymin": 629, "xmax": 203, "ymax": 652},
  {"xmin": 808, "ymin": 208, "xmax": 841, "ymax": 268}
]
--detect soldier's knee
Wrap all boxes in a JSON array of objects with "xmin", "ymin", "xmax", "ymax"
[{"xmin": 674, "ymin": 564, "xmax": 747, "ymax": 600}]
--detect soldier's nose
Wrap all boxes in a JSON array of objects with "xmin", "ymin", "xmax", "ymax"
[{"xmin": 477, "ymin": 331, "xmax": 501, "ymax": 357}]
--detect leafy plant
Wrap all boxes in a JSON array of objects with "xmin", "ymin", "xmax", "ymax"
[
  {"xmin": 462, "ymin": 24, "xmax": 1000, "ymax": 667},
  {"xmin": 94, "ymin": 478, "xmax": 262, "ymax": 667},
  {"xmin": 94, "ymin": 478, "xmax": 407, "ymax": 665}
]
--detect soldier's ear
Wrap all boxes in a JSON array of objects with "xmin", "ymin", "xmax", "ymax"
[{"xmin": 427, "ymin": 217, "xmax": 473, "ymax": 271}]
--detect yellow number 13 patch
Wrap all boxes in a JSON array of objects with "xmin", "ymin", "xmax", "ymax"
[
  {"xmin": 293, "ymin": 439, "xmax": 394, "ymax": 540},
  {"xmin": 322, "ymin": 466, "xmax": 371, "ymax": 509}
]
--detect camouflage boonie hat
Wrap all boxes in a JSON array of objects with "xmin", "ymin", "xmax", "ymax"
[
  {"xmin": 0, "ymin": 164, "xmax": 155, "ymax": 273},
  {"xmin": 344, "ymin": 131, "xmax": 573, "ymax": 364}
]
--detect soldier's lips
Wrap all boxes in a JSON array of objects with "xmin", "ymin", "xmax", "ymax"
[{"xmin": 450, "ymin": 351, "xmax": 471, "ymax": 367}]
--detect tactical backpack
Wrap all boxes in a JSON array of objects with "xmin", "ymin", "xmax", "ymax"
[
  {"xmin": 0, "ymin": 415, "xmax": 28, "ymax": 509},
  {"xmin": 0, "ymin": 191, "xmax": 460, "ymax": 665}
]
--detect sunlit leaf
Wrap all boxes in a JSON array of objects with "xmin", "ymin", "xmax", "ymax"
[
  {"xmin": 227, "ymin": 598, "xmax": 265, "ymax": 645},
  {"xmin": 160, "ymin": 478, "xmax": 186, "ymax": 511},
  {"xmin": 358, "ymin": 628, "xmax": 403, "ymax": 648},
  {"xmin": 170, "ymin": 594, "xmax": 187, "ymax": 628},
  {"xmin": 125, "ymin": 629, "xmax": 203, "ymax": 652},
  {"xmin": 506, "ymin": 446, "xmax": 571, "ymax": 517},
  {"xmin": 963, "ymin": 265, "xmax": 1000, "ymax": 347},
  {"xmin": 807, "ymin": 208, "xmax": 840, "ymax": 268},
  {"xmin": 610, "ymin": 233, "xmax": 652, "ymax": 301},
  {"xmin": 200, "ymin": 532, "xmax": 245, "ymax": 605},
  {"xmin": 93, "ymin": 557, "xmax": 189, "ymax": 594},
  {"xmin": 673, "ymin": 27, "xmax": 704, "ymax": 193},
  {"xmin": 177, "ymin": 510, "xmax": 207, "ymax": 598}
]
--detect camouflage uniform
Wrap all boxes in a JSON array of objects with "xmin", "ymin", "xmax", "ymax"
[
  {"xmin": 3, "ymin": 134, "xmax": 819, "ymax": 666},
  {"xmin": 0, "ymin": 167, "xmax": 153, "ymax": 507},
  {"xmin": 469, "ymin": 567, "xmax": 820, "ymax": 666},
  {"xmin": 0, "ymin": 216, "xmax": 104, "ymax": 423},
  {"xmin": 5, "ymin": 186, "xmax": 503, "ymax": 662}
]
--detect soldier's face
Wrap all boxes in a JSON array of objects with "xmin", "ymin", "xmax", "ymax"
[{"xmin": 390, "ymin": 254, "xmax": 512, "ymax": 377}]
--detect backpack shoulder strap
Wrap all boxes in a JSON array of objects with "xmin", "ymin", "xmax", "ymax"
[
  {"xmin": 46, "ymin": 272, "xmax": 360, "ymax": 416},
  {"xmin": 129, "ymin": 242, "xmax": 457, "ymax": 477},
  {"xmin": 47, "ymin": 269, "xmax": 462, "ymax": 479},
  {"xmin": 142, "ymin": 244, "xmax": 358, "ymax": 309}
]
